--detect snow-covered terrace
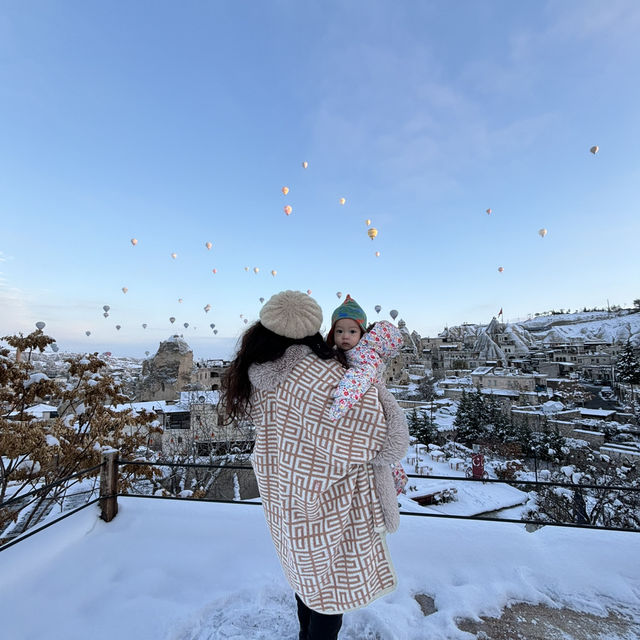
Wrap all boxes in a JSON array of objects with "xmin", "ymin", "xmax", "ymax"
[
  {"xmin": 7, "ymin": 403, "xmax": 58, "ymax": 418},
  {"xmin": 1, "ymin": 498, "xmax": 639, "ymax": 640}
]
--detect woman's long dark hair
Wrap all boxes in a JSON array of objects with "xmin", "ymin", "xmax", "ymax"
[{"xmin": 220, "ymin": 322, "xmax": 336, "ymax": 424}]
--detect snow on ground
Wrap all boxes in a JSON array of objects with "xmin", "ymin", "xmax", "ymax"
[
  {"xmin": 400, "ymin": 448, "xmax": 527, "ymax": 517},
  {"xmin": 1, "ymin": 497, "xmax": 639, "ymax": 640}
]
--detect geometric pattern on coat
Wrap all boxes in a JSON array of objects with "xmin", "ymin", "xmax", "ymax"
[{"xmin": 249, "ymin": 346, "xmax": 397, "ymax": 614}]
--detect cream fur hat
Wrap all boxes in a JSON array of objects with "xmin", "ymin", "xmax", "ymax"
[{"xmin": 260, "ymin": 290, "xmax": 323, "ymax": 339}]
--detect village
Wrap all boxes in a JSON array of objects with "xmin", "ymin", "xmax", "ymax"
[{"xmin": 17, "ymin": 308, "xmax": 640, "ymax": 475}]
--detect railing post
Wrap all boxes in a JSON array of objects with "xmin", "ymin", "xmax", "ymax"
[{"xmin": 100, "ymin": 450, "xmax": 119, "ymax": 522}]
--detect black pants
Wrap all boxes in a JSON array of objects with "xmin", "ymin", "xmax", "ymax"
[{"xmin": 296, "ymin": 594, "xmax": 343, "ymax": 640}]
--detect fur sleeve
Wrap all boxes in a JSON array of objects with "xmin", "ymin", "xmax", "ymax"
[
  {"xmin": 370, "ymin": 383, "xmax": 409, "ymax": 534},
  {"xmin": 371, "ymin": 383, "xmax": 409, "ymax": 465}
]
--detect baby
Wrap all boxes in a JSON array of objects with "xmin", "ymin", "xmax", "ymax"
[
  {"xmin": 327, "ymin": 295, "xmax": 403, "ymax": 421},
  {"xmin": 327, "ymin": 295, "xmax": 407, "ymax": 495}
]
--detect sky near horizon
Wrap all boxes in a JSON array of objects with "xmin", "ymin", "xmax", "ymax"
[{"xmin": 1, "ymin": 1, "xmax": 639, "ymax": 359}]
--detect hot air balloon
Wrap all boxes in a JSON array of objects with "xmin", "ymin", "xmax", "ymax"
[
  {"xmin": 368, "ymin": 228, "xmax": 378, "ymax": 240},
  {"xmin": 259, "ymin": 297, "xmax": 265, "ymax": 303},
  {"xmin": 210, "ymin": 323, "xmax": 215, "ymax": 329},
  {"xmin": 85, "ymin": 331, "xmax": 91, "ymax": 336},
  {"xmin": 375, "ymin": 305, "xmax": 381, "ymax": 314},
  {"xmin": 122, "ymin": 287, "xmax": 128, "ymax": 294},
  {"xmin": 486, "ymin": 208, "xmax": 492, "ymax": 215},
  {"xmin": 206, "ymin": 241, "xmax": 212, "ymax": 250},
  {"xmin": 103, "ymin": 305, "xmax": 110, "ymax": 312},
  {"xmin": 307, "ymin": 289, "xmax": 312, "ymax": 295},
  {"xmin": 336, "ymin": 292, "xmax": 342, "ymax": 299},
  {"xmin": 213, "ymin": 329, "xmax": 218, "ymax": 335},
  {"xmin": 171, "ymin": 252, "xmax": 177, "ymax": 259},
  {"xmin": 51, "ymin": 344, "xmax": 59, "ymax": 352},
  {"xmin": 204, "ymin": 304, "xmax": 211, "ymax": 313},
  {"xmin": 244, "ymin": 266, "xmax": 249, "ymax": 272},
  {"xmin": 302, "ymin": 161, "xmax": 308, "ymax": 169},
  {"xmin": 169, "ymin": 317, "xmax": 176, "ymax": 324},
  {"xmin": 244, "ymin": 319, "xmax": 248, "ymax": 324},
  {"xmin": 240, "ymin": 314, "xmax": 244, "ymax": 318},
  {"xmin": 284, "ymin": 205, "xmax": 292, "ymax": 216},
  {"xmin": 271, "ymin": 269, "xmax": 277, "ymax": 276},
  {"xmin": 142, "ymin": 323, "xmax": 148, "ymax": 329},
  {"xmin": 590, "ymin": 145, "xmax": 599, "ymax": 155},
  {"xmin": 538, "ymin": 228, "xmax": 547, "ymax": 238},
  {"xmin": 282, "ymin": 186, "xmax": 289, "ymax": 195},
  {"xmin": 212, "ymin": 268, "xmax": 217, "ymax": 274},
  {"xmin": 145, "ymin": 351, "xmax": 150, "ymax": 356},
  {"xmin": 131, "ymin": 238, "xmax": 138, "ymax": 246},
  {"xmin": 389, "ymin": 310, "xmax": 398, "ymax": 320},
  {"xmin": 253, "ymin": 267, "xmax": 259, "ymax": 274},
  {"xmin": 498, "ymin": 266, "xmax": 504, "ymax": 273},
  {"xmin": 375, "ymin": 251, "xmax": 380, "ymax": 257},
  {"xmin": 184, "ymin": 323, "xmax": 189, "ymax": 329},
  {"xmin": 114, "ymin": 325, "xmax": 121, "ymax": 331},
  {"xmin": 366, "ymin": 219, "xmax": 371, "ymax": 226},
  {"xmin": 339, "ymin": 197, "xmax": 346, "ymax": 205},
  {"xmin": 35, "ymin": 321, "xmax": 45, "ymax": 330},
  {"xmin": 103, "ymin": 312, "xmax": 109, "ymax": 318}
]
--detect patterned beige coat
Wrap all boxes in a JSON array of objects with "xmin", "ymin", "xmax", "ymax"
[{"xmin": 248, "ymin": 345, "xmax": 409, "ymax": 614}]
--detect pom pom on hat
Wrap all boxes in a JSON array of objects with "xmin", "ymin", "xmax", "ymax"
[{"xmin": 260, "ymin": 290, "xmax": 323, "ymax": 339}]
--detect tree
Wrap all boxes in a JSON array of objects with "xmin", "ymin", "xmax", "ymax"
[
  {"xmin": 0, "ymin": 330, "xmax": 160, "ymax": 542},
  {"xmin": 408, "ymin": 409, "xmax": 437, "ymax": 448},
  {"xmin": 524, "ymin": 453, "xmax": 639, "ymax": 530},
  {"xmin": 417, "ymin": 376, "xmax": 436, "ymax": 402},
  {"xmin": 529, "ymin": 418, "xmax": 568, "ymax": 465},
  {"xmin": 453, "ymin": 390, "xmax": 488, "ymax": 445},
  {"xmin": 616, "ymin": 340, "xmax": 640, "ymax": 405},
  {"xmin": 634, "ymin": 299, "xmax": 640, "ymax": 311}
]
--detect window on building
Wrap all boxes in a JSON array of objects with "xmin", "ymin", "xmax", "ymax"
[{"xmin": 169, "ymin": 413, "xmax": 190, "ymax": 429}]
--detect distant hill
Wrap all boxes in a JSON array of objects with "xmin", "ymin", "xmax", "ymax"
[
  {"xmin": 518, "ymin": 310, "xmax": 640, "ymax": 346},
  {"xmin": 441, "ymin": 310, "xmax": 640, "ymax": 347}
]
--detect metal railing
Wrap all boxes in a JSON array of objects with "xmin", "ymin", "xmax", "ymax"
[
  {"xmin": 0, "ymin": 462, "xmax": 105, "ymax": 552},
  {"xmin": 402, "ymin": 472, "xmax": 640, "ymax": 533},
  {"xmin": 116, "ymin": 459, "xmax": 640, "ymax": 534},
  {"xmin": 2, "ymin": 454, "xmax": 638, "ymax": 552}
]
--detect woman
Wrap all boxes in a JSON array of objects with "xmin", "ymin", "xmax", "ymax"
[{"xmin": 221, "ymin": 290, "xmax": 409, "ymax": 640}]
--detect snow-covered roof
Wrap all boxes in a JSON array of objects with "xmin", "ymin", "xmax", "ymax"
[
  {"xmin": 112, "ymin": 400, "xmax": 167, "ymax": 414},
  {"xmin": 580, "ymin": 408, "xmax": 616, "ymax": 418},
  {"xmin": 8, "ymin": 403, "xmax": 58, "ymax": 418},
  {"xmin": 479, "ymin": 388, "xmax": 520, "ymax": 397},
  {"xmin": 542, "ymin": 400, "xmax": 564, "ymax": 414},
  {"xmin": 471, "ymin": 366, "xmax": 493, "ymax": 375}
]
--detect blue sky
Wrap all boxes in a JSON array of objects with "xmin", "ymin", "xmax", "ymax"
[{"xmin": 1, "ymin": 1, "xmax": 639, "ymax": 359}]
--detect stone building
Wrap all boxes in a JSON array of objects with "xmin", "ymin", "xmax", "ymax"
[
  {"xmin": 193, "ymin": 359, "xmax": 230, "ymax": 391},
  {"xmin": 135, "ymin": 336, "xmax": 194, "ymax": 402},
  {"xmin": 470, "ymin": 366, "xmax": 547, "ymax": 394},
  {"xmin": 386, "ymin": 320, "xmax": 423, "ymax": 384}
]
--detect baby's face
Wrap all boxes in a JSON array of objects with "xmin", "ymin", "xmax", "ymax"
[{"xmin": 333, "ymin": 318, "xmax": 362, "ymax": 351}]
